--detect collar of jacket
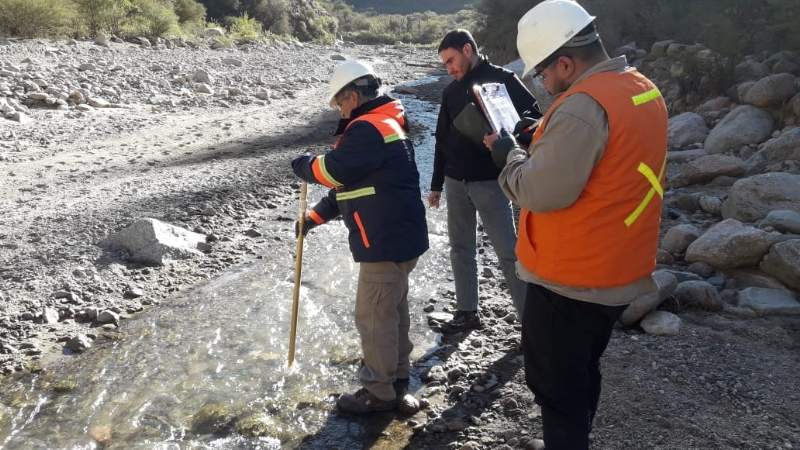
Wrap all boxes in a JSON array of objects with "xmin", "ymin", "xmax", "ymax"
[
  {"xmin": 459, "ymin": 56, "xmax": 490, "ymax": 86},
  {"xmin": 333, "ymin": 95, "xmax": 404, "ymax": 136}
]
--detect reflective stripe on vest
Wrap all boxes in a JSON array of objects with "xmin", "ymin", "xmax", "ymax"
[
  {"xmin": 631, "ymin": 87, "xmax": 662, "ymax": 106},
  {"xmin": 624, "ymin": 156, "xmax": 666, "ymax": 227},
  {"xmin": 311, "ymin": 155, "xmax": 343, "ymax": 189},
  {"xmin": 336, "ymin": 186, "xmax": 376, "ymax": 201},
  {"xmin": 351, "ymin": 115, "xmax": 406, "ymax": 144}
]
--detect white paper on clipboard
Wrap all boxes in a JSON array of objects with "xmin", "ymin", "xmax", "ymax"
[{"xmin": 472, "ymin": 83, "xmax": 520, "ymax": 133}]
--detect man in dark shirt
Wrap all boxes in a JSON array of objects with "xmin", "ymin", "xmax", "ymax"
[{"xmin": 429, "ymin": 29, "xmax": 540, "ymax": 331}]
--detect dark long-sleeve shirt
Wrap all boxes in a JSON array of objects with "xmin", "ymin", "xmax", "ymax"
[{"xmin": 431, "ymin": 58, "xmax": 539, "ymax": 191}]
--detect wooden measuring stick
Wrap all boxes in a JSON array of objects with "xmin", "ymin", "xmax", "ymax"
[{"xmin": 288, "ymin": 182, "xmax": 308, "ymax": 367}]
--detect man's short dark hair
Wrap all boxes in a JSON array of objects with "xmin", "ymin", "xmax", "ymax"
[
  {"xmin": 438, "ymin": 29, "xmax": 478, "ymax": 54},
  {"xmin": 536, "ymin": 22, "xmax": 607, "ymax": 72}
]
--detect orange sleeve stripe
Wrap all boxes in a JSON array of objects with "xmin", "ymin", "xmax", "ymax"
[
  {"xmin": 311, "ymin": 158, "xmax": 336, "ymax": 189},
  {"xmin": 308, "ymin": 210, "xmax": 325, "ymax": 225}
]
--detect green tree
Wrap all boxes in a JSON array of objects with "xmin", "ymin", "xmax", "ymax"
[{"xmin": 0, "ymin": 0, "xmax": 76, "ymax": 37}]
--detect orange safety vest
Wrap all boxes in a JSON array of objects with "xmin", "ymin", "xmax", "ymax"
[{"xmin": 516, "ymin": 68, "xmax": 668, "ymax": 288}]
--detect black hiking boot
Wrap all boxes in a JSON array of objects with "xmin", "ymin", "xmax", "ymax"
[{"xmin": 441, "ymin": 310, "xmax": 481, "ymax": 334}]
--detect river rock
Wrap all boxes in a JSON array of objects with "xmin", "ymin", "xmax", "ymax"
[
  {"xmin": 672, "ymin": 154, "xmax": 745, "ymax": 187},
  {"xmin": 95, "ymin": 34, "xmax": 109, "ymax": 47},
  {"xmin": 66, "ymin": 335, "xmax": 92, "ymax": 353},
  {"xmin": 760, "ymin": 209, "xmax": 800, "ymax": 234},
  {"xmin": 88, "ymin": 97, "xmax": 110, "ymax": 108},
  {"xmin": 674, "ymin": 280, "xmax": 723, "ymax": 311},
  {"xmin": 760, "ymin": 239, "xmax": 800, "ymax": 290},
  {"xmin": 204, "ymin": 28, "xmax": 225, "ymax": 38},
  {"xmin": 685, "ymin": 219, "xmax": 775, "ymax": 269},
  {"xmin": 662, "ymin": 224, "xmax": 701, "ymax": 255},
  {"xmin": 742, "ymin": 73, "xmax": 797, "ymax": 107},
  {"xmin": 193, "ymin": 69, "xmax": 213, "ymax": 84},
  {"xmin": 668, "ymin": 112, "xmax": 709, "ymax": 149},
  {"xmin": 640, "ymin": 311, "xmax": 681, "ymax": 336},
  {"xmin": 42, "ymin": 307, "xmax": 59, "ymax": 324},
  {"xmin": 704, "ymin": 106, "xmax": 774, "ymax": 154},
  {"xmin": 737, "ymin": 287, "xmax": 800, "ymax": 315},
  {"xmin": 620, "ymin": 270, "xmax": 678, "ymax": 326},
  {"xmin": 222, "ymin": 57, "xmax": 243, "ymax": 67},
  {"xmin": 735, "ymin": 59, "xmax": 771, "ymax": 82},
  {"xmin": 192, "ymin": 402, "xmax": 235, "ymax": 434},
  {"xmin": 721, "ymin": 173, "xmax": 800, "ymax": 222},
  {"xmin": 97, "ymin": 310, "xmax": 119, "ymax": 325},
  {"xmin": 699, "ymin": 195, "xmax": 723, "ymax": 215},
  {"xmin": 723, "ymin": 269, "xmax": 790, "ymax": 291},
  {"xmin": 194, "ymin": 83, "xmax": 214, "ymax": 95},
  {"xmin": 103, "ymin": 218, "xmax": 206, "ymax": 265},
  {"xmin": 761, "ymin": 127, "xmax": 800, "ymax": 162}
]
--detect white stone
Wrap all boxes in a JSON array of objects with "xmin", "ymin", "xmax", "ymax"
[
  {"xmin": 103, "ymin": 218, "xmax": 206, "ymax": 265},
  {"xmin": 640, "ymin": 311, "xmax": 681, "ymax": 336},
  {"xmin": 620, "ymin": 270, "xmax": 678, "ymax": 326}
]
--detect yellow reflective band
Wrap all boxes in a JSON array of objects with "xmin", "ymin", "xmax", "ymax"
[
  {"xmin": 382, "ymin": 118, "xmax": 406, "ymax": 140},
  {"xmin": 631, "ymin": 87, "xmax": 662, "ymax": 106},
  {"xmin": 336, "ymin": 186, "xmax": 376, "ymax": 201},
  {"xmin": 624, "ymin": 159, "xmax": 666, "ymax": 228},
  {"xmin": 318, "ymin": 155, "xmax": 343, "ymax": 188},
  {"xmin": 384, "ymin": 134, "xmax": 401, "ymax": 143},
  {"xmin": 637, "ymin": 162, "xmax": 664, "ymax": 197}
]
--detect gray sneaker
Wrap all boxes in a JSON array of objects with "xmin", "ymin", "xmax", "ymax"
[
  {"xmin": 336, "ymin": 388, "xmax": 397, "ymax": 414},
  {"xmin": 442, "ymin": 310, "xmax": 481, "ymax": 334}
]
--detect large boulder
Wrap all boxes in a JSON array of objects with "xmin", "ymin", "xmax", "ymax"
[
  {"xmin": 737, "ymin": 287, "xmax": 800, "ymax": 316},
  {"xmin": 721, "ymin": 173, "xmax": 800, "ymax": 222},
  {"xmin": 620, "ymin": 270, "xmax": 678, "ymax": 326},
  {"xmin": 671, "ymin": 154, "xmax": 745, "ymax": 187},
  {"xmin": 661, "ymin": 224, "xmax": 701, "ymax": 255},
  {"xmin": 723, "ymin": 269, "xmax": 791, "ymax": 291},
  {"xmin": 760, "ymin": 239, "xmax": 800, "ymax": 290},
  {"xmin": 668, "ymin": 112, "xmax": 709, "ymax": 149},
  {"xmin": 704, "ymin": 106, "xmax": 774, "ymax": 154},
  {"xmin": 742, "ymin": 73, "xmax": 797, "ymax": 108},
  {"xmin": 685, "ymin": 219, "xmax": 776, "ymax": 269},
  {"xmin": 674, "ymin": 280, "xmax": 723, "ymax": 311},
  {"xmin": 103, "ymin": 218, "xmax": 206, "ymax": 265}
]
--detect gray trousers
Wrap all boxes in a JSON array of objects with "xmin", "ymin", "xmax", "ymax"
[
  {"xmin": 444, "ymin": 176, "xmax": 526, "ymax": 316},
  {"xmin": 355, "ymin": 258, "xmax": 418, "ymax": 401}
]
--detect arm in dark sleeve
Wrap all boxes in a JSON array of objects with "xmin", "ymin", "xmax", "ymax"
[
  {"xmin": 291, "ymin": 121, "xmax": 384, "ymax": 188},
  {"xmin": 308, "ymin": 188, "xmax": 339, "ymax": 224},
  {"xmin": 431, "ymin": 94, "xmax": 449, "ymax": 191},
  {"xmin": 505, "ymin": 73, "xmax": 541, "ymax": 118}
]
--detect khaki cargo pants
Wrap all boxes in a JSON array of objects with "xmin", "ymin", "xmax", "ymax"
[{"xmin": 355, "ymin": 258, "xmax": 418, "ymax": 401}]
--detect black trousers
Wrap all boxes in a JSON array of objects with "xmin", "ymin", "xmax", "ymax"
[{"xmin": 522, "ymin": 283, "xmax": 626, "ymax": 450}]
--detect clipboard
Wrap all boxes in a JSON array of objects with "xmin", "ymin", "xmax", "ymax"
[
  {"xmin": 472, "ymin": 83, "xmax": 520, "ymax": 133},
  {"xmin": 453, "ymin": 102, "xmax": 492, "ymax": 145}
]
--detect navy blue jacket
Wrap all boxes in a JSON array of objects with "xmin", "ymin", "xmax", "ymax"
[{"xmin": 292, "ymin": 96, "xmax": 429, "ymax": 263}]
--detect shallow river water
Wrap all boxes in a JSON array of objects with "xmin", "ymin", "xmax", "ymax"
[{"xmin": 0, "ymin": 84, "xmax": 452, "ymax": 449}]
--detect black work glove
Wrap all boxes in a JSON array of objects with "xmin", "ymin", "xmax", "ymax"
[
  {"xmin": 513, "ymin": 117, "xmax": 539, "ymax": 148},
  {"xmin": 295, "ymin": 216, "xmax": 318, "ymax": 238},
  {"xmin": 490, "ymin": 128, "xmax": 518, "ymax": 169}
]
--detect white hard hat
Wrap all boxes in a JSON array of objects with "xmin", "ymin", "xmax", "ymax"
[
  {"xmin": 517, "ymin": 0, "xmax": 597, "ymax": 78},
  {"xmin": 327, "ymin": 60, "xmax": 377, "ymax": 107}
]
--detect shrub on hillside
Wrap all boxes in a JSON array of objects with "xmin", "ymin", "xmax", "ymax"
[
  {"xmin": 174, "ymin": 0, "xmax": 206, "ymax": 24},
  {"xmin": 0, "ymin": 0, "xmax": 76, "ymax": 38},
  {"xmin": 73, "ymin": 0, "xmax": 132, "ymax": 36},
  {"xmin": 226, "ymin": 14, "xmax": 262, "ymax": 41}
]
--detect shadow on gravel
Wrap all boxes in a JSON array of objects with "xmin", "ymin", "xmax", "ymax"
[
  {"xmin": 159, "ymin": 108, "xmax": 340, "ymax": 170},
  {"xmin": 406, "ymin": 349, "xmax": 526, "ymax": 449}
]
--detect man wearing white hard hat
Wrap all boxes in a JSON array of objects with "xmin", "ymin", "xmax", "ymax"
[
  {"xmin": 485, "ymin": 1, "xmax": 668, "ymax": 448},
  {"xmin": 292, "ymin": 60, "xmax": 429, "ymax": 414}
]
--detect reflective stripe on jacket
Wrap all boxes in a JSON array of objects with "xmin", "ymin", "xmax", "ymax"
[
  {"xmin": 292, "ymin": 96, "xmax": 429, "ymax": 263},
  {"xmin": 516, "ymin": 68, "xmax": 668, "ymax": 288}
]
